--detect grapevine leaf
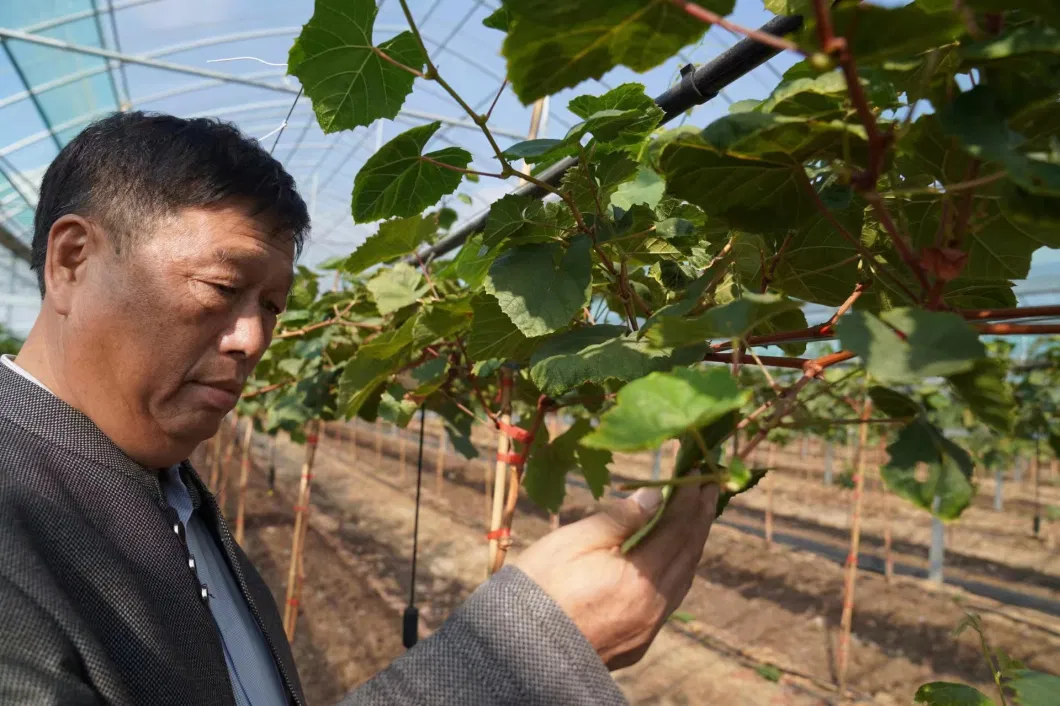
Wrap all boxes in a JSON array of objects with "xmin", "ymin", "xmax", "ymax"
[
  {"xmin": 524, "ymin": 418, "xmax": 605, "ymax": 512},
  {"xmin": 438, "ymin": 233, "xmax": 496, "ymax": 290},
  {"xmin": 501, "ymin": 0, "xmax": 733, "ymax": 103},
  {"xmin": 582, "ymin": 367, "xmax": 749, "ymax": 452},
  {"xmin": 562, "ymin": 152, "xmax": 639, "ymax": 216},
  {"xmin": 412, "ymin": 295, "xmax": 473, "ymax": 344},
  {"xmin": 770, "ymin": 186, "xmax": 866, "ymax": 307},
  {"xmin": 344, "ymin": 215, "xmax": 436, "ymax": 274},
  {"xmin": 900, "ymin": 196, "xmax": 1060, "ymax": 280},
  {"xmin": 753, "ymin": 306, "xmax": 809, "ymax": 357},
  {"xmin": 482, "ymin": 7, "xmax": 509, "ymax": 32},
  {"xmin": 566, "ymin": 83, "xmax": 664, "ymax": 151},
  {"xmin": 352, "ymin": 122, "xmax": 472, "ymax": 223},
  {"xmin": 913, "ymin": 682, "xmax": 994, "ymax": 706},
  {"xmin": 530, "ymin": 324, "xmax": 704, "ymax": 397},
  {"xmin": 287, "ymin": 0, "xmax": 423, "ymax": 133},
  {"xmin": 869, "ymin": 386, "xmax": 921, "ymax": 419},
  {"xmin": 577, "ymin": 444, "xmax": 612, "ymax": 500},
  {"xmin": 484, "ymin": 236, "xmax": 592, "ymax": 338},
  {"xmin": 433, "ymin": 400, "xmax": 479, "ymax": 460},
  {"xmin": 645, "ymin": 293, "xmax": 803, "ymax": 348},
  {"xmin": 795, "ymin": 3, "xmax": 964, "ymax": 65},
  {"xmin": 699, "ymin": 112, "xmax": 868, "ymax": 164},
  {"xmin": 882, "ymin": 420, "xmax": 975, "ymax": 520},
  {"xmin": 756, "ymin": 71, "xmax": 850, "ymax": 121},
  {"xmin": 500, "ymin": 138, "xmax": 568, "ymax": 161},
  {"xmin": 611, "ymin": 167, "xmax": 666, "ymax": 211},
  {"xmin": 1006, "ymin": 669, "xmax": 1060, "ymax": 706},
  {"xmin": 338, "ymin": 323, "xmax": 415, "ymax": 416},
  {"xmin": 366, "ymin": 263, "xmax": 429, "ymax": 315},
  {"xmin": 836, "ymin": 309, "xmax": 985, "ymax": 385},
  {"xmin": 658, "ymin": 135, "xmax": 815, "ymax": 232},
  {"xmin": 948, "ymin": 358, "xmax": 1016, "ymax": 434},
  {"xmin": 482, "ymin": 193, "xmax": 549, "ymax": 247},
  {"xmin": 466, "ymin": 294, "xmax": 535, "ymax": 361},
  {"xmin": 961, "ymin": 25, "xmax": 1060, "ymax": 64},
  {"xmin": 378, "ymin": 384, "xmax": 418, "ymax": 427}
]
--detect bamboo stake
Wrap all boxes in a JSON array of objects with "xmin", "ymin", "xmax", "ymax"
[
  {"xmin": 487, "ymin": 369, "xmax": 514, "ymax": 575},
  {"xmin": 217, "ymin": 419, "xmax": 237, "ymax": 514},
  {"xmin": 234, "ymin": 420, "xmax": 255, "ymax": 545},
  {"xmin": 837, "ymin": 397, "xmax": 873, "ymax": 695},
  {"xmin": 223, "ymin": 415, "xmax": 240, "ymax": 463},
  {"xmin": 484, "ymin": 432, "xmax": 493, "ymax": 536},
  {"xmin": 765, "ymin": 443, "xmax": 776, "ymax": 548},
  {"xmin": 435, "ymin": 428, "xmax": 446, "ymax": 495},
  {"xmin": 283, "ymin": 419, "xmax": 321, "ymax": 641},
  {"xmin": 547, "ymin": 414, "xmax": 560, "ymax": 529},
  {"xmin": 208, "ymin": 431, "xmax": 223, "ymax": 489},
  {"xmin": 878, "ymin": 440, "xmax": 894, "ymax": 582},
  {"xmin": 375, "ymin": 419, "xmax": 383, "ymax": 464}
]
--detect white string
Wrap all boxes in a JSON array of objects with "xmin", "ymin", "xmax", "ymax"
[{"xmin": 207, "ymin": 56, "xmax": 287, "ymax": 67}]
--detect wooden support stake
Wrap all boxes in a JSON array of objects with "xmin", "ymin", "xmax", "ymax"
[
  {"xmin": 234, "ymin": 420, "xmax": 255, "ymax": 545},
  {"xmin": 223, "ymin": 415, "xmax": 240, "ymax": 463},
  {"xmin": 216, "ymin": 418, "xmax": 239, "ymax": 514},
  {"xmin": 375, "ymin": 419, "xmax": 383, "ymax": 464},
  {"xmin": 435, "ymin": 429, "xmax": 446, "ymax": 496},
  {"xmin": 837, "ymin": 397, "xmax": 872, "ymax": 696},
  {"xmin": 283, "ymin": 419, "xmax": 321, "ymax": 642},
  {"xmin": 764, "ymin": 443, "xmax": 776, "ymax": 548},
  {"xmin": 208, "ymin": 432, "xmax": 223, "ymax": 489},
  {"xmin": 488, "ymin": 369, "xmax": 514, "ymax": 576}
]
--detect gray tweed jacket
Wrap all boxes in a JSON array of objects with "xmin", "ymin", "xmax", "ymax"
[{"xmin": 0, "ymin": 364, "xmax": 627, "ymax": 705}]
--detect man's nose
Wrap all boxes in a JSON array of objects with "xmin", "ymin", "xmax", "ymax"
[{"xmin": 219, "ymin": 303, "xmax": 269, "ymax": 361}]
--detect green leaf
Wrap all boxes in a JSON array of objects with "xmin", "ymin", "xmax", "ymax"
[
  {"xmin": 484, "ymin": 237, "xmax": 592, "ymax": 338},
  {"xmin": 287, "ymin": 0, "xmax": 423, "ymax": 133},
  {"xmin": 501, "ymin": 0, "xmax": 734, "ymax": 103},
  {"xmin": 524, "ymin": 418, "xmax": 607, "ymax": 512},
  {"xmin": 611, "ymin": 167, "xmax": 666, "ymax": 211},
  {"xmin": 869, "ymin": 386, "xmax": 921, "ymax": 419},
  {"xmin": 482, "ymin": 193, "xmax": 549, "ymax": 248},
  {"xmin": 645, "ymin": 293, "xmax": 803, "ymax": 349},
  {"xmin": 338, "ymin": 324, "xmax": 415, "ymax": 417},
  {"xmin": 412, "ymin": 295, "xmax": 473, "ymax": 344},
  {"xmin": 561, "ymin": 151, "xmax": 639, "ymax": 216},
  {"xmin": 836, "ymin": 309, "xmax": 985, "ymax": 385},
  {"xmin": 756, "ymin": 71, "xmax": 850, "ymax": 121},
  {"xmin": 352, "ymin": 122, "xmax": 472, "ymax": 223},
  {"xmin": 962, "ymin": 26, "xmax": 1060, "ymax": 64},
  {"xmin": 699, "ymin": 112, "xmax": 868, "ymax": 164},
  {"xmin": 795, "ymin": 3, "xmax": 964, "ymax": 66},
  {"xmin": 1006, "ymin": 669, "xmax": 1060, "ymax": 706},
  {"xmin": 482, "ymin": 6, "xmax": 509, "ymax": 31},
  {"xmin": 948, "ymin": 358, "xmax": 1016, "ymax": 434},
  {"xmin": 366, "ymin": 263, "xmax": 429, "ymax": 315},
  {"xmin": 582, "ymin": 367, "xmax": 748, "ymax": 452},
  {"xmin": 913, "ymin": 682, "xmax": 994, "ymax": 706},
  {"xmin": 530, "ymin": 324, "xmax": 703, "ymax": 397},
  {"xmin": 658, "ymin": 134, "xmax": 816, "ymax": 233},
  {"xmin": 882, "ymin": 420, "xmax": 975, "ymax": 520},
  {"xmin": 445, "ymin": 234, "xmax": 496, "ymax": 290},
  {"xmin": 466, "ymin": 294, "xmax": 536, "ymax": 361},
  {"xmin": 378, "ymin": 384, "xmax": 418, "ymax": 427},
  {"xmin": 576, "ymin": 444, "xmax": 612, "ymax": 499},
  {"xmin": 566, "ymin": 83, "xmax": 664, "ymax": 151},
  {"xmin": 344, "ymin": 215, "xmax": 436, "ymax": 274},
  {"xmin": 771, "ymin": 186, "xmax": 866, "ymax": 307},
  {"xmin": 500, "ymin": 138, "xmax": 568, "ymax": 162}
]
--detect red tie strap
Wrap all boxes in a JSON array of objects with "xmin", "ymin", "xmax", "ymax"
[
  {"xmin": 496, "ymin": 451, "xmax": 525, "ymax": 467},
  {"xmin": 306, "ymin": 434, "xmax": 319, "ymax": 446},
  {"xmin": 485, "ymin": 527, "xmax": 511, "ymax": 541},
  {"xmin": 496, "ymin": 420, "xmax": 533, "ymax": 444}
]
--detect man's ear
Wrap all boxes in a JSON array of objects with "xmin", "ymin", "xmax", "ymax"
[{"xmin": 44, "ymin": 214, "xmax": 108, "ymax": 315}]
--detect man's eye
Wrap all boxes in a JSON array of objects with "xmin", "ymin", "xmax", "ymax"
[
  {"xmin": 263, "ymin": 300, "xmax": 283, "ymax": 316},
  {"xmin": 211, "ymin": 283, "xmax": 239, "ymax": 297}
]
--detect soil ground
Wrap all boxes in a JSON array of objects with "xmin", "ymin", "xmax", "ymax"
[{"xmin": 212, "ymin": 419, "xmax": 1060, "ymax": 705}]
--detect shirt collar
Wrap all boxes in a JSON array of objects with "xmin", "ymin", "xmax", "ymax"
[{"xmin": 0, "ymin": 355, "xmax": 51, "ymax": 394}]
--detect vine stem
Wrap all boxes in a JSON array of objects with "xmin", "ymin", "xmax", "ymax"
[
  {"xmin": 673, "ymin": 0, "xmax": 806, "ymax": 55},
  {"xmin": 371, "ymin": 45, "xmax": 424, "ymax": 78},
  {"xmin": 483, "ymin": 78, "xmax": 508, "ymax": 123},
  {"xmin": 241, "ymin": 379, "xmax": 293, "ymax": 399},
  {"xmin": 419, "ymin": 155, "xmax": 504, "ymax": 179},
  {"xmin": 275, "ymin": 300, "xmax": 358, "ymax": 339},
  {"xmin": 396, "ymin": 0, "xmax": 510, "ymax": 170}
]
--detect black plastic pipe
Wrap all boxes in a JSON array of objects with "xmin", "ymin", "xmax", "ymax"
[{"xmin": 406, "ymin": 14, "xmax": 804, "ymax": 264}]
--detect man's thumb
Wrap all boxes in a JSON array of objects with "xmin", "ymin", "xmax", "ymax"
[{"xmin": 579, "ymin": 488, "xmax": 664, "ymax": 548}]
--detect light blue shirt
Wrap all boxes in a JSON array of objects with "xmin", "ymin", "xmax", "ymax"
[{"xmin": 1, "ymin": 355, "xmax": 288, "ymax": 705}]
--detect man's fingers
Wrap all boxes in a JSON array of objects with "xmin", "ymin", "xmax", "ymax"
[
  {"xmin": 568, "ymin": 487, "xmax": 664, "ymax": 550},
  {"xmin": 628, "ymin": 478, "xmax": 707, "ymax": 575},
  {"xmin": 659, "ymin": 483, "xmax": 719, "ymax": 610}
]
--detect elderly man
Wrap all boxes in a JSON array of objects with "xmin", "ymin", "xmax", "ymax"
[{"xmin": 0, "ymin": 112, "xmax": 718, "ymax": 705}]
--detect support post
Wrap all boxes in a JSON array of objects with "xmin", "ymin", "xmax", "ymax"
[
  {"xmin": 824, "ymin": 442, "xmax": 834, "ymax": 485},
  {"xmin": 487, "ymin": 369, "xmax": 514, "ymax": 575},
  {"xmin": 764, "ymin": 443, "xmax": 775, "ymax": 548},
  {"xmin": 234, "ymin": 420, "xmax": 255, "ymax": 544},
  {"xmin": 208, "ymin": 432, "xmax": 223, "ymax": 489},
  {"xmin": 929, "ymin": 495, "xmax": 945, "ymax": 584},
  {"xmin": 435, "ymin": 429, "xmax": 446, "ymax": 496},
  {"xmin": 994, "ymin": 469, "xmax": 1004, "ymax": 512},
  {"xmin": 837, "ymin": 397, "xmax": 872, "ymax": 696},
  {"xmin": 283, "ymin": 419, "xmax": 321, "ymax": 641}
]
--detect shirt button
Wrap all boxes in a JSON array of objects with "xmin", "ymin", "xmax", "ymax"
[
  {"xmin": 188, "ymin": 556, "xmax": 196, "ymax": 571},
  {"xmin": 200, "ymin": 585, "xmax": 209, "ymax": 603}
]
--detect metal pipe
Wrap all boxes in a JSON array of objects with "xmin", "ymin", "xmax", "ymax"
[{"xmin": 407, "ymin": 14, "xmax": 804, "ymax": 264}]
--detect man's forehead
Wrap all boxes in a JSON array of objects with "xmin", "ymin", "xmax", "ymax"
[{"xmin": 178, "ymin": 205, "xmax": 297, "ymax": 264}]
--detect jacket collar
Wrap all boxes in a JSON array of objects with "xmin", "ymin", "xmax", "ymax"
[{"xmin": 0, "ymin": 362, "xmax": 165, "ymax": 504}]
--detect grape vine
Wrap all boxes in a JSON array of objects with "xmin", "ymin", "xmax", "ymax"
[{"xmin": 242, "ymin": 0, "xmax": 1060, "ymax": 593}]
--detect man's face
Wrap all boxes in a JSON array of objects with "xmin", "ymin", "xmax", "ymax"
[{"xmin": 65, "ymin": 203, "xmax": 293, "ymax": 467}]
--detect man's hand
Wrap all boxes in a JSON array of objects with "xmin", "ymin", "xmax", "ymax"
[{"xmin": 515, "ymin": 480, "xmax": 719, "ymax": 670}]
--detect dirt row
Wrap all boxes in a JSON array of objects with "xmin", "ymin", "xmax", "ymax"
[{"xmin": 219, "ymin": 421, "xmax": 1060, "ymax": 705}]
